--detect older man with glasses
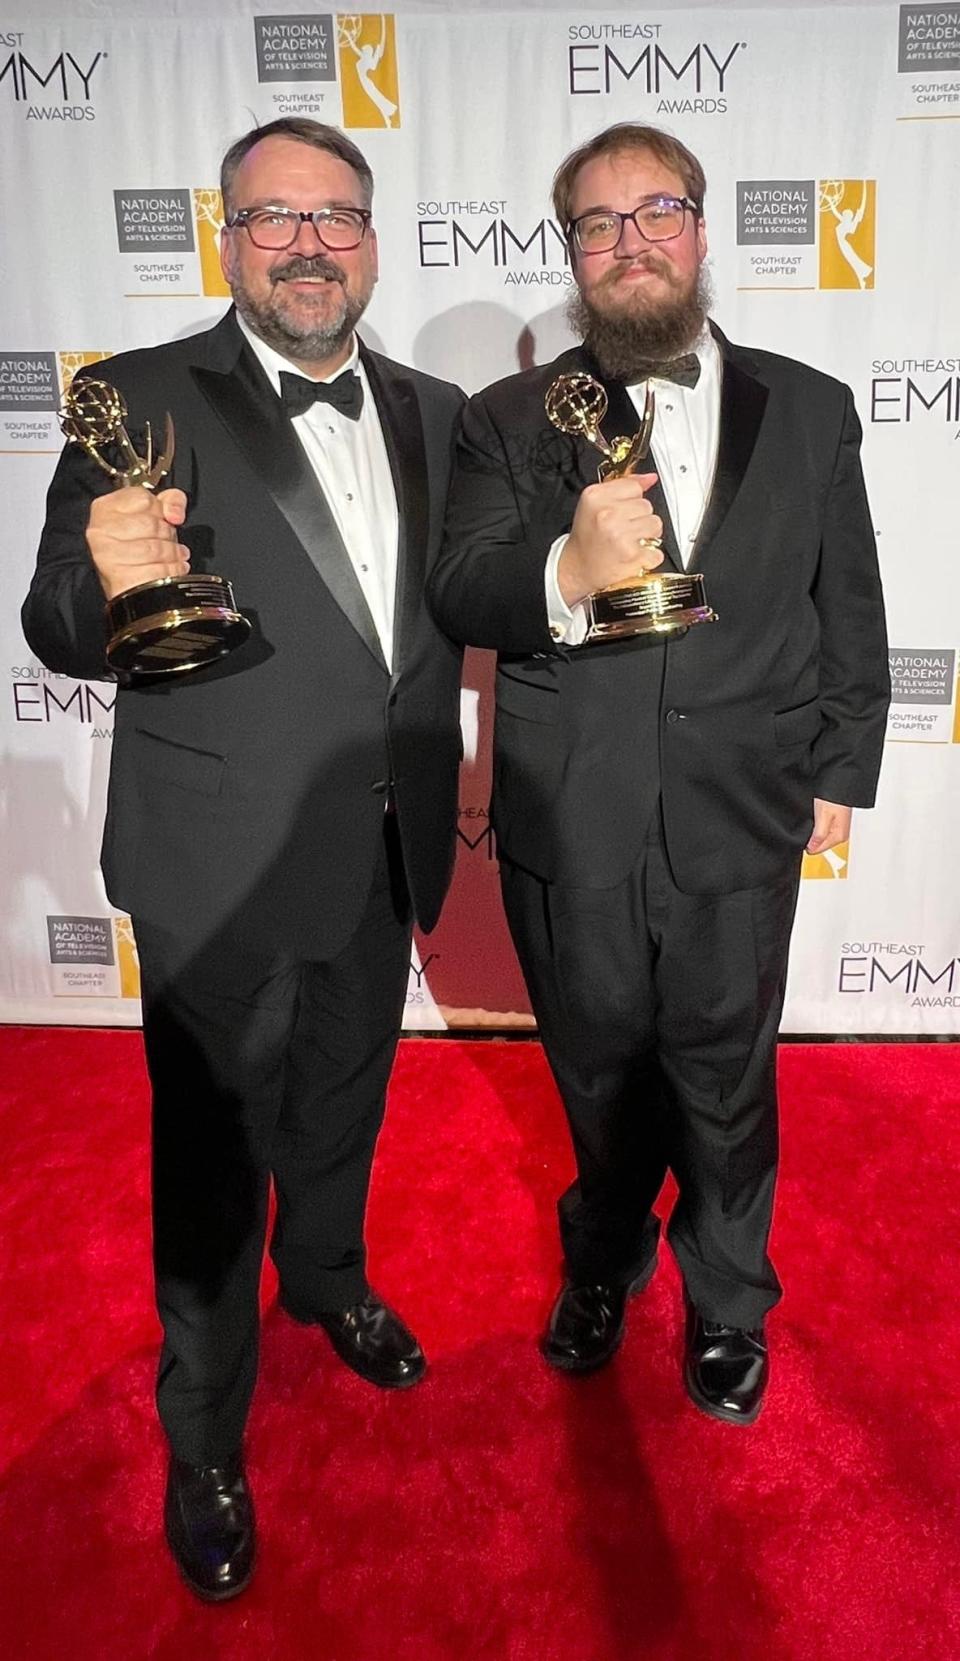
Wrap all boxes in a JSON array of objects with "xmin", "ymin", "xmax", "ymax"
[
  {"xmin": 23, "ymin": 118, "xmax": 464, "ymax": 1600},
  {"xmin": 430, "ymin": 122, "xmax": 889, "ymax": 1428}
]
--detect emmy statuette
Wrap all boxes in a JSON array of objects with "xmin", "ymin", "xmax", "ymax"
[
  {"xmin": 59, "ymin": 377, "xmax": 251, "ymax": 677},
  {"xmin": 545, "ymin": 371, "xmax": 717, "ymax": 643}
]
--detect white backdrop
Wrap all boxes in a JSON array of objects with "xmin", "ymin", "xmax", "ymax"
[{"xmin": 2, "ymin": 0, "xmax": 958, "ymax": 1032}]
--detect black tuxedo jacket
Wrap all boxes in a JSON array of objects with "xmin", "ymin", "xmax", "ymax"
[
  {"xmin": 23, "ymin": 309, "xmax": 464, "ymax": 956},
  {"xmin": 429, "ymin": 328, "xmax": 889, "ymax": 894}
]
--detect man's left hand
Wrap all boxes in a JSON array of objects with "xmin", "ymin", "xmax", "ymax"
[{"xmin": 806, "ymin": 799, "xmax": 852, "ymax": 855}]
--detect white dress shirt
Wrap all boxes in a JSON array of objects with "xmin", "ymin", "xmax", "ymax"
[
  {"xmin": 545, "ymin": 326, "xmax": 721, "ymax": 645},
  {"xmin": 237, "ymin": 315, "xmax": 400, "ymax": 670}
]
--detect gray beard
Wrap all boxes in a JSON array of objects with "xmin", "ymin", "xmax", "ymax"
[
  {"xmin": 231, "ymin": 259, "xmax": 368, "ymax": 366},
  {"xmin": 567, "ymin": 264, "xmax": 713, "ymax": 382}
]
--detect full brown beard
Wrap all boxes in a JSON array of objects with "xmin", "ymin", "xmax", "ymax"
[{"xmin": 567, "ymin": 258, "xmax": 713, "ymax": 382}]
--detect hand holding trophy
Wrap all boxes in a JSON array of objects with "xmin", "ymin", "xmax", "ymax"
[
  {"xmin": 59, "ymin": 377, "xmax": 250, "ymax": 677},
  {"xmin": 545, "ymin": 372, "xmax": 716, "ymax": 643}
]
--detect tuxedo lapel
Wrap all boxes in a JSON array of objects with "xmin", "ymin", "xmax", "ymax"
[
  {"xmin": 360, "ymin": 344, "xmax": 429, "ymax": 677},
  {"xmin": 190, "ymin": 313, "xmax": 388, "ymax": 673},
  {"xmin": 692, "ymin": 335, "xmax": 769, "ymax": 570}
]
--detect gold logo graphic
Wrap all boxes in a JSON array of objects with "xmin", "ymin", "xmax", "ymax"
[
  {"xmin": 58, "ymin": 352, "xmax": 111, "ymax": 393},
  {"xmin": 114, "ymin": 916, "xmax": 141, "ymax": 1000},
  {"xmin": 194, "ymin": 189, "xmax": 231, "ymax": 298},
  {"xmin": 338, "ymin": 14, "xmax": 400, "ymax": 128},
  {"xmin": 802, "ymin": 841, "xmax": 850, "ymax": 880},
  {"xmin": 818, "ymin": 180, "xmax": 875, "ymax": 290}
]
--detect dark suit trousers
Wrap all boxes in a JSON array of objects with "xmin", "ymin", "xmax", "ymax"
[
  {"xmin": 501, "ymin": 813, "xmax": 800, "ymax": 1330},
  {"xmin": 135, "ymin": 817, "xmax": 412, "ymax": 1465}
]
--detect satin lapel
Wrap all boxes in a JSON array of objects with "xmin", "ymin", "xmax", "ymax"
[
  {"xmin": 360, "ymin": 345, "xmax": 429, "ymax": 678},
  {"xmin": 691, "ymin": 352, "xmax": 769, "ymax": 569},
  {"xmin": 573, "ymin": 351, "xmax": 682, "ymax": 573},
  {"xmin": 191, "ymin": 338, "xmax": 387, "ymax": 673}
]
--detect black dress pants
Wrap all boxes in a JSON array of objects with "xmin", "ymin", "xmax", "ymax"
[
  {"xmin": 501, "ymin": 813, "xmax": 800, "ymax": 1330},
  {"xmin": 134, "ymin": 817, "xmax": 412, "ymax": 1465}
]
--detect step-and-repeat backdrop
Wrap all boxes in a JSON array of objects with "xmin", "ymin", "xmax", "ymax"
[{"xmin": 2, "ymin": 0, "xmax": 958, "ymax": 1032}]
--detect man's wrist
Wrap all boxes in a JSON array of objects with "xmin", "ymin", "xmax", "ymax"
[
  {"xmin": 545, "ymin": 535, "xmax": 588, "ymax": 646},
  {"xmin": 557, "ymin": 537, "xmax": 588, "ymax": 608}
]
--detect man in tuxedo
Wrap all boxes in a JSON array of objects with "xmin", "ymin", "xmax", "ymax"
[
  {"xmin": 23, "ymin": 119, "xmax": 463, "ymax": 1598},
  {"xmin": 430, "ymin": 123, "xmax": 888, "ymax": 1426}
]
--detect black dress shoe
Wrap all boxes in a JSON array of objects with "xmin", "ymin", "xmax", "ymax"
[
  {"xmin": 683, "ymin": 1294, "xmax": 768, "ymax": 1425},
  {"xmin": 164, "ymin": 1452, "xmax": 255, "ymax": 1601},
  {"xmin": 541, "ymin": 1255, "xmax": 658, "ymax": 1373},
  {"xmin": 285, "ymin": 1290, "xmax": 426, "ymax": 1388}
]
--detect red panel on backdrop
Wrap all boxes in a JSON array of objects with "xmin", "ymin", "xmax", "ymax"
[{"xmin": 415, "ymin": 647, "xmax": 534, "ymax": 1027}]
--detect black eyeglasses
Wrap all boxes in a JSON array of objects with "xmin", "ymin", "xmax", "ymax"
[
  {"xmin": 570, "ymin": 196, "xmax": 700, "ymax": 255},
  {"xmin": 225, "ymin": 206, "xmax": 372, "ymax": 251}
]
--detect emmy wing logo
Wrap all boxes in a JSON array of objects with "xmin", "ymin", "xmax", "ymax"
[
  {"xmin": 337, "ymin": 14, "xmax": 400, "ymax": 127},
  {"xmin": 114, "ymin": 916, "xmax": 141, "ymax": 999},
  {"xmin": 194, "ymin": 190, "xmax": 231, "ymax": 298},
  {"xmin": 802, "ymin": 842, "xmax": 850, "ymax": 881},
  {"xmin": 736, "ymin": 177, "xmax": 876, "ymax": 292},
  {"xmin": 818, "ymin": 180, "xmax": 875, "ymax": 290},
  {"xmin": 58, "ymin": 352, "xmax": 111, "ymax": 393}
]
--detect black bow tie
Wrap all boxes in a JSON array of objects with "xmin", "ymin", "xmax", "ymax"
[
  {"xmin": 279, "ymin": 368, "xmax": 364, "ymax": 421},
  {"xmin": 633, "ymin": 353, "xmax": 701, "ymax": 390}
]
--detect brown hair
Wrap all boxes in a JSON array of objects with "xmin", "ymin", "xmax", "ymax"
[
  {"xmin": 552, "ymin": 123, "xmax": 706, "ymax": 230},
  {"xmin": 220, "ymin": 118, "xmax": 374, "ymax": 215}
]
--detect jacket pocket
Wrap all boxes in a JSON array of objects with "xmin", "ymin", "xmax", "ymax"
[
  {"xmin": 133, "ymin": 727, "xmax": 226, "ymax": 796},
  {"xmin": 495, "ymin": 673, "xmax": 559, "ymax": 724},
  {"xmin": 773, "ymin": 699, "xmax": 821, "ymax": 747}
]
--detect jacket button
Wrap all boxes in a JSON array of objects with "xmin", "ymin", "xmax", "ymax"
[
  {"xmin": 370, "ymin": 780, "xmax": 389, "ymax": 795},
  {"xmin": 665, "ymin": 709, "xmax": 680, "ymax": 724}
]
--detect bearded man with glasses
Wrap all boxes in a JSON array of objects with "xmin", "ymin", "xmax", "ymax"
[
  {"xmin": 23, "ymin": 118, "xmax": 464, "ymax": 1600},
  {"xmin": 431, "ymin": 123, "xmax": 888, "ymax": 1425}
]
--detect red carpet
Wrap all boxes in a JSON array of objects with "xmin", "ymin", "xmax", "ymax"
[{"xmin": 0, "ymin": 1031, "xmax": 958, "ymax": 1660}]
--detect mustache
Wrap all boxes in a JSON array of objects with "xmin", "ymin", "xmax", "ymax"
[
  {"xmin": 270, "ymin": 255, "xmax": 346, "ymax": 286},
  {"xmin": 603, "ymin": 255, "xmax": 673, "ymax": 284}
]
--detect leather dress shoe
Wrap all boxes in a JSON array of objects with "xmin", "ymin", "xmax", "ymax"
[
  {"xmin": 683, "ymin": 1293, "xmax": 768, "ymax": 1425},
  {"xmin": 541, "ymin": 1255, "xmax": 658, "ymax": 1373},
  {"xmin": 284, "ymin": 1290, "xmax": 426, "ymax": 1388},
  {"xmin": 164, "ymin": 1452, "xmax": 255, "ymax": 1601}
]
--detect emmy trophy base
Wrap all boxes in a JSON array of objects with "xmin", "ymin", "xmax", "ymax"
[
  {"xmin": 585, "ymin": 571, "xmax": 717, "ymax": 643},
  {"xmin": 106, "ymin": 575, "xmax": 251, "ymax": 676}
]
